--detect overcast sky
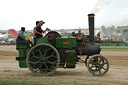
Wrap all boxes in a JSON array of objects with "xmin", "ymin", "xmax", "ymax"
[{"xmin": 0, "ymin": 0, "xmax": 128, "ymax": 30}]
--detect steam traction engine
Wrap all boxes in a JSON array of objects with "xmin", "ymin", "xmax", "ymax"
[{"xmin": 16, "ymin": 14, "xmax": 109, "ymax": 76}]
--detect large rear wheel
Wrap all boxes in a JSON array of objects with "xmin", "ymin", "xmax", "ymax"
[{"xmin": 26, "ymin": 43, "xmax": 60, "ymax": 76}]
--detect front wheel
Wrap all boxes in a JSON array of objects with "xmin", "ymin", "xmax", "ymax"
[
  {"xmin": 87, "ymin": 54, "xmax": 109, "ymax": 76},
  {"xmin": 26, "ymin": 43, "xmax": 60, "ymax": 76}
]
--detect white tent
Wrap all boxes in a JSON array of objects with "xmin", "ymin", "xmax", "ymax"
[{"xmin": 0, "ymin": 33, "xmax": 8, "ymax": 38}]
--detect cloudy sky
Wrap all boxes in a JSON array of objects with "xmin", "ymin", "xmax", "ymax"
[{"xmin": 0, "ymin": 0, "xmax": 128, "ymax": 30}]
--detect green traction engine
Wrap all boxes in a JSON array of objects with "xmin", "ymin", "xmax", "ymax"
[{"xmin": 16, "ymin": 14, "xmax": 109, "ymax": 76}]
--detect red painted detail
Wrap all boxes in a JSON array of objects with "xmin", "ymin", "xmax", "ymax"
[
  {"xmin": 63, "ymin": 42, "xmax": 69, "ymax": 44},
  {"xmin": 48, "ymin": 34, "xmax": 55, "ymax": 39}
]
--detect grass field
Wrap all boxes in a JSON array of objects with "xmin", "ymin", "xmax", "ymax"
[
  {"xmin": 101, "ymin": 46, "xmax": 128, "ymax": 50},
  {"xmin": 0, "ymin": 80, "xmax": 96, "ymax": 85},
  {"xmin": 0, "ymin": 80, "xmax": 49, "ymax": 85}
]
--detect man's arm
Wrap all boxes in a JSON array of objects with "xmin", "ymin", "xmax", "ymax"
[
  {"xmin": 42, "ymin": 28, "xmax": 51, "ymax": 33},
  {"xmin": 34, "ymin": 30, "xmax": 42, "ymax": 35},
  {"xmin": 36, "ymin": 26, "xmax": 42, "ymax": 35}
]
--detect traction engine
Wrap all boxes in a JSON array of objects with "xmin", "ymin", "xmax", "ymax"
[{"xmin": 16, "ymin": 14, "xmax": 109, "ymax": 76}]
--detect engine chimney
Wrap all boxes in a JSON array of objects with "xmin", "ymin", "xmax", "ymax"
[{"xmin": 88, "ymin": 14, "xmax": 95, "ymax": 44}]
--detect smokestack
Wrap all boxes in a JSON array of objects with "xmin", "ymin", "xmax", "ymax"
[{"xmin": 88, "ymin": 13, "xmax": 95, "ymax": 44}]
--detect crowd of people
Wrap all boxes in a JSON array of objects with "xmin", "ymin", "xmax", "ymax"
[
  {"xmin": 16, "ymin": 20, "xmax": 51, "ymax": 47},
  {"xmin": 0, "ymin": 40, "xmax": 16, "ymax": 45}
]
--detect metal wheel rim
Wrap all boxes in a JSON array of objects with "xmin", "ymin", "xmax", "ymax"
[
  {"xmin": 26, "ymin": 43, "xmax": 60, "ymax": 76},
  {"xmin": 87, "ymin": 54, "xmax": 109, "ymax": 76}
]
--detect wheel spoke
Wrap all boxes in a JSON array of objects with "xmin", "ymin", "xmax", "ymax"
[
  {"xmin": 53, "ymin": 55, "xmax": 57, "ymax": 58},
  {"xmin": 46, "ymin": 55, "xmax": 53, "ymax": 59},
  {"xmin": 39, "ymin": 47, "xmax": 42, "ymax": 51},
  {"xmin": 35, "ymin": 61, "xmax": 40, "ymax": 64},
  {"xmin": 29, "ymin": 61, "xmax": 35, "ymax": 64},
  {"xmin": 47, "ymin": 55, "xmax": 57, "ymax": 59},
  {"xmin": 31, "ymin": 51, "xmax": 35, "ymax": 56},
  {"xmin": 101, "ymin": 62, "xmax": 108, "ymax": 66},
  {"xmin": 102, "ymin": 67, "xmax": 107, "ymax": 71},
  {"xmin": 47, "ymin": 48, "xmax": 52, "ymax": 51},
  {"xmin": 90, "ymin": 65, "xmax": 95, "ymax": 69},
  {"xmin": 104, "ymin": 63, "xmax": 108, "ymax": 64},
  {"xmin": 51, "ymin": 51, "xmax": 54, "ymax": 55},
  {"xmin": 99, "ymin": 63, "xmax": 103, "ymax": 66},
  {"xmin": 39, "ymin": 64, "xmax": 48, "ymax": 73},
  {"xmin": 39, "ymin": 63, "xmax": 43, "ymax": 70},
  {"xmin": 29, "ymin": 60, "xmax": 40, "ymax": 65},
  {"xmin": 43, "ymin": 50, "xmax": 47, "ymax": 57},
  {"xmin": 96, "ymin": 67, "xmax": 98, "ymax": 70},
  {"xmin": 33, "ymin": 55, "xmax": 40, "ymax": 59},
  {"xmin": 90, "ymin": 61, "xmax": 97, "ymax": 65},
  {"xmin": 99, "ymin": 70, "xmax": 101, "ymax": 74},
  {"xmin": 48, "ymin": 60, "xmax": 57, "ymax": 64},
  {"xmin": 44, "ymin": 63, "xmax": 48, "ymax": 69},
  {"xmin": 38, "ymin": 50, "xmax": 43, "ymax": 58},
  {"xmin": 44, "ymin": 63, "xmax": 52, "ymax": 71},
  {"xmin": 99, "ymin": 57, "xmax": 103, "ymax": 64}
]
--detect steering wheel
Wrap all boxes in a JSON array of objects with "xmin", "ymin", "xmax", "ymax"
[
  {"xmin": 44, "ymin": 28, "xmax": 51, "ymax": 36},
  {"xmin": 45, "ymin": 31, "xmax": 61, "ymax": 45},
  {"xmin": 46, "ymin": 31, "xmax": 61, "ymax": 38}
]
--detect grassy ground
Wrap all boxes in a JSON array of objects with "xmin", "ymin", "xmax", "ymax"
[
  {"xmin": 101, "ymin": 46, "xmax": 128, "ymax": 50},
  {"xmin": 0, "ymin": 80, "xmax": 62, "ymax": 85},
  {"xmin": 0, "ymin": 80, "xmax": 96, "ymax": 85},
  {"xmin": 0, "ymin": 80, "xmax": 47, "ymax": 85}
]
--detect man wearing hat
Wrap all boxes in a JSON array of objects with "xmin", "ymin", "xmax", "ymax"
[{"xmin": 35, "ymin": 20, "xmax": 51, "ymax": 39}]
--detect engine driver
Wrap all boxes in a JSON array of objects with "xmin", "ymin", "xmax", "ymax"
[{"xmin": 35, "ymin": 20, "xmax": 51, "ymax": 40}]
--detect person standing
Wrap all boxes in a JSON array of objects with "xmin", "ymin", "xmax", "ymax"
[
  {"xmin": 35, "ymin": 20, "xmax": 51, "ymax": 40},
  {"xmin": 33, "ymin": 21, "xmax": 40, "ymax": 45}
]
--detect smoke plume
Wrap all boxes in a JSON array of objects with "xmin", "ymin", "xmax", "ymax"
[{"xmin": 91, "ymin": 0, "xmax": 112, "ymax": 13}]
